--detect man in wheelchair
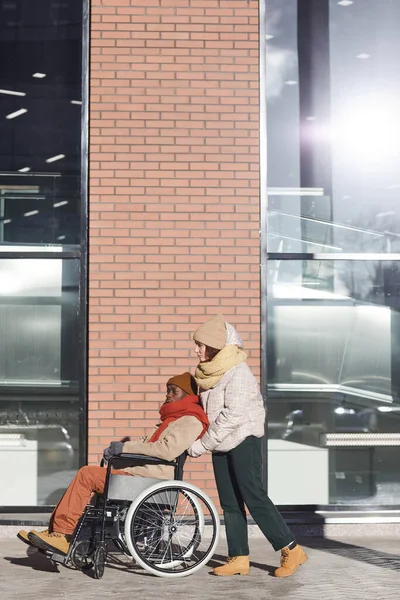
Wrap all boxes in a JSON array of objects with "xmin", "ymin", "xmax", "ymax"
[{"xmin": 17, "ymin": 372, "xmax": 209, "ymax": 558}]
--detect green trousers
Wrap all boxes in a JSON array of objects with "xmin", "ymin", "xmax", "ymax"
[{"xmin": 212, "ymin": 435, "xmax": 293, "ymax": 555}]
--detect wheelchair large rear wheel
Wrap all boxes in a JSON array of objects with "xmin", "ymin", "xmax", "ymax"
[{"xmin": 124, "ymin": 481, "xmax": 220, "ymax": 578}]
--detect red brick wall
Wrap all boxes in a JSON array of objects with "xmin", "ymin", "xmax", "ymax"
[{"xmin": 89, "ymin": 0, "xmax": 260, "ymax": 506}]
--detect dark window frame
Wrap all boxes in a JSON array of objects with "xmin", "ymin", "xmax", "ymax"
[{"xmin": 0, "ymin": 0, "xmax": 89, "ymax": 513}]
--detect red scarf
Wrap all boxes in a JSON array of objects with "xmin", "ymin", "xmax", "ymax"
[{"xmin": 148, "ymin": 395, "xmax": 209, "ymax": 443}]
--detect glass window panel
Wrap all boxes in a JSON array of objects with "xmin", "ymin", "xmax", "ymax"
[
  {"xmin": 0, "ymin": 259, "xmax": 62, "ymax": 297},
  {"xmin": 0, "ymin": 1, "xmax": 83, "ymax": 245},
  {"xmin": 265, "ymin": 0, "xmax": 400, "ymax": 253},
  {"xmin": 0, "ymin": 258, "xmax": 81, "ymax": 506},
  {"xmin": 267, "ymin": 259, "xmax": 400, "ymax": 505}
]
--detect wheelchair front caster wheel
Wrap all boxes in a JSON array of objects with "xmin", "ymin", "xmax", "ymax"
[
  {"xmin": 70, "ymin": 540, "xmax": 95, "ymax": 572},
  {"xmin": 93, "ymin": 545, "xmax": 107, "ymax": 579}
]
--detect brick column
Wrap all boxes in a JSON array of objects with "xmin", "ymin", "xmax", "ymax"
[{"xmin": 89, "ymin": 0, "xmax": 260, "ymax": 503}]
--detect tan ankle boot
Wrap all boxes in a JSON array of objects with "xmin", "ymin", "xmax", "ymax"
[
  {"xmin": 274, "ymin": 544, "xmax": 308, "ymax": 577},
  {"xmin": 17, "ymin": 529, "xmax": 48, "ymax": 547},
  {"xmin": 213, "ymin": 556, "xmax": 250, "ymax": 576},
  {"xmin": 28, "ymin": 531, "xmax": 71, "ymax": 555}
]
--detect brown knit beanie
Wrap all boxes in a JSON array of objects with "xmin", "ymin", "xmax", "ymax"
[
  {"xmin": 167, "ymin": 372, "xmax": 197, "ymax": 395},
  {"xmin": 193, "ymin": 314, "xmax": 227, "ymax": 350}
]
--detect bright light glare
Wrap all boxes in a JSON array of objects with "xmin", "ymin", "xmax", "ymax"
[
  {"xmin": 336, "ymin": 99, "xmax": 400, "ymax": 164},
  {"xmin": 308, "ymin": 96, "xmax": 400, "ymax": 166}
]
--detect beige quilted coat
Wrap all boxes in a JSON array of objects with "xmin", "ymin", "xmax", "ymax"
[
  {"xmin": 121, "ymin": 416, "xmax": 203, "ymax": 479},
  {"xmin": 199, "ymin": 323, "xmax": 266, "ymax": 453}
]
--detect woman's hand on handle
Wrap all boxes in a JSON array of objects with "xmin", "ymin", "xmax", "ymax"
[{"xmin": 188, "ymin": 438, "xmax": 207, "ymax": 458}]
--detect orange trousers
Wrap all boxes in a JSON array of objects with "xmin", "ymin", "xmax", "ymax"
[{"xmin": 49, "ymin": 465, "xmax": 128, "ymax": 535}]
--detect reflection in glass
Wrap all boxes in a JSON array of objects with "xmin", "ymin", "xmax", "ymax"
[
  {"xmin": 0, "ymin": 1, "xmax": 83, "ymax": 245},
  {"xmin": 265, "ymin": 0, "xmax": 400, "ymax": 253},
  {"xmin": 267, "ymin": 260, "xmax": 400, "ymax": 505},
  {"xmin": 0, "ymin": 259, "xmax": 80, "ymax": 506},
  {"xmin": 265, "ymin": 0, "xmax": 400, "ymax": 506},
  {"xmin": 268, "ymin": 260, "xmax": 398, "ymax": 398}
]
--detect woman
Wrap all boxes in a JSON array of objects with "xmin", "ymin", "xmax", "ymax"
[{"xmin": 188, "ymin": 314, "xmax": 308, "ymax": 577}]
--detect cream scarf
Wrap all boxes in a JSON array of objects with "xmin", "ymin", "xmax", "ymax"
[{"xmin": 194, "ymin": 345, "xmax": 247, "ymax": 390}]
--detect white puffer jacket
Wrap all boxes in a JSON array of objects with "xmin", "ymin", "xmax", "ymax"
[{"xmin": 199, "ymin": 323, "xmax": 266, "ymax": 453}]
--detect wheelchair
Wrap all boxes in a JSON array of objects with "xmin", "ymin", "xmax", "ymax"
[{"xmin": 42, "ymin": 452, "xmax": 220, "ymax": 579}]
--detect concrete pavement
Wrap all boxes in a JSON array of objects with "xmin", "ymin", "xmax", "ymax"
[{"xmin": 0, "ymin": 537, "xmax": 399, "ymax": 600}]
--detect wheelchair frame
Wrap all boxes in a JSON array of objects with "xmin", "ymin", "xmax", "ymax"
[{"xmin": 43, "ymin": 452, "xmax": 220, "ymax": 579}]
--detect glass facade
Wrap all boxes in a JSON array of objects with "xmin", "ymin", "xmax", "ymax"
[
  {"xmin": 265, "ymin": 0, "xmax": 400, "ymax": 505},
  {"xmin": 0, "ymin": 1, "xmax": 86, "ymax": 507}
]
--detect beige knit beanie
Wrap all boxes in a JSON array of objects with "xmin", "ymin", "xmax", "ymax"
[{"xmin": 193, "ymin": 314, "xmax": 227, "ymax": 350}]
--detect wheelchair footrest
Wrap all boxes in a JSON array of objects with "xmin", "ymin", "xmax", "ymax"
[{"xmin": 45, "ymin": 550, "xmax": 68, "ymax": 565}]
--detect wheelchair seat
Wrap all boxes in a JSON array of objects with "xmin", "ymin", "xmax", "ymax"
[
  {"xmin": 107, "ymin": 450, "xmax": 187, "ymax": 501},
  {"xmin": 108, "ymin": 475, "xmax": 163, "ymax": 502}
]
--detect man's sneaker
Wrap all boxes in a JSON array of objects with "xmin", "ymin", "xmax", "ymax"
[
  {"xmin": 28, "ymin": 531, "xmax": 71, "ymax": 555},
  {"xmin": 213, "ymin": 556, "xmax": 250, "ymax": 576},
  {"xmin": 17, "ymin": 529, "xmax": 48, "ymax": 547},
  {"xmin": 274, "ymin": 544, "xmax": 308, "ymax": 577}
]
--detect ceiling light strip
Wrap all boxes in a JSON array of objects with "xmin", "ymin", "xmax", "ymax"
[
  {"xmin": 6, "ymin": 108, "xmax": 27, "ymax": 120},
  {"xmin": 0, "ymin": 89, "xmax": 26, "ymax": 97},
  {"xmin": 46, "ymin": 154, "xmax": 65, "ymax": 163}
]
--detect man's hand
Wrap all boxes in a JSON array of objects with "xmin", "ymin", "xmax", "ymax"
[
  {"xmin": 188, "ymin": 438, "xmax": 207, "ymax": 458},
  {"xmin": 103, "ymin": 441, "xmax": 124, "ymax": 461}
]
